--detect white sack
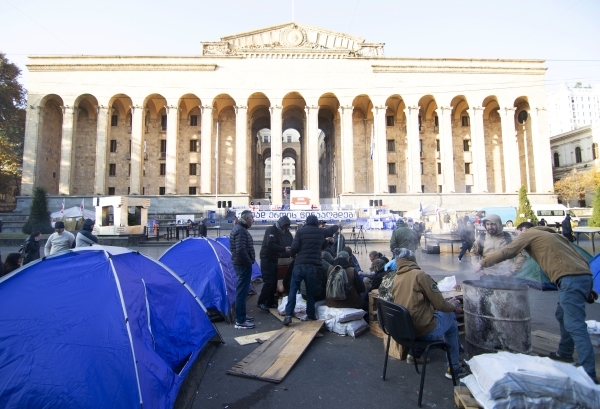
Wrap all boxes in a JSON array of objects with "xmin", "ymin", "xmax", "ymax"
[
  {"xmin": 316, "ymin": 305, "xmax": 365, "ymax": 323},
  {"xmin": 277, "ymin": 294, "xmax": 306, "ymax": 316},
  {"xmin": 466, "ymin": 352, "xmax": 600, "ymax": 408}
]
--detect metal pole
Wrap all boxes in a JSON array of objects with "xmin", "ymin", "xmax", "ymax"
[{"xmin": 215, "ymin": 120, "xmax": 219, "ymax": 204}]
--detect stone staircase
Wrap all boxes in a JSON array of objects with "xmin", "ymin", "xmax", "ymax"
[{"xmin": 0, "ymin": 212, "xmax": 28, "ymax": 234}]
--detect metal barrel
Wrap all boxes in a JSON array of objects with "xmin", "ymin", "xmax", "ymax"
[{"xmin": 463, "ymin": 277, "xmax": 531, "ymax": 356}]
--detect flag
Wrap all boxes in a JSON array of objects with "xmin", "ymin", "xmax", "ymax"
[
  {"xmin": 370, "ymin": 123, "xmax": 374, "ymax": 160},
  {"xmin": 80, "ymin": 199, "xmax": 85, "ymax": 213},
  {"xmin": 60, "ymin": 198, "xmax": 65, "ymax": 214}
]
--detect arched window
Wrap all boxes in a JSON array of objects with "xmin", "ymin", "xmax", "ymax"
[
  {"xmin": 593, "ymin": 143, "xmax": 598, "ymax": 160},
  {"xmin": 575, "ymin": 147, "xmax": 582, "ymax": 163},
  {"xmin": 553, "ymin": 152, "xmax": 560, "ymax": 167}
]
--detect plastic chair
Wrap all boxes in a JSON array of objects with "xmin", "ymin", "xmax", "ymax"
[{"xmin": 377, "ymin": 298, "xmax": 456, "ymax": 407}]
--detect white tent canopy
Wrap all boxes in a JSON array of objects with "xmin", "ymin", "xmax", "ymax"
[
  {"xmin": 404, "ymin": 203, "xmax": 455, "ymax": 221},
  {"xmin": 50, "ymin": 206, "xmax": 96, "ymax": 220}
]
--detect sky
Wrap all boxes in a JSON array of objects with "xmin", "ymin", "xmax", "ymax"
[{"xmin": 1, "ymin": 0, "xmax": 599, "ymax": 94}]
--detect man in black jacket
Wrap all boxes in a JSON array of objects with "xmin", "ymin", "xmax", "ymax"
[
  {"xmin": 283, "ymin": 214, "xmax": 338, "ymax": 325},
  {"xmin": 230, "ymin": 210, "xmax": 256, "ymax": 329},
  {"xmin": 258, "ymin": 216, "xmax": 292, "ymax": 312}
]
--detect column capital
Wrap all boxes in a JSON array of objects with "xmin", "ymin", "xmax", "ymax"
[
  {"xmin": 372, "ymin": 105, "xmax": 387, "ymax": 114},
  {"xmin": 29, "ymin": 104, "xmax": 40, "ymax": 110},
  {"xmin": 338, "ymin": 105, "xmax": 353, "ymax": 113},
  {"xmin": 95, "ymin": 104, "xmax": 110, "ymax": 114},
  {"xmin": 534, "ymin": 107, "xmax": 547, "ymax": 113},
  {"xmin": 304, "ymin": 105, "xmax": 319, "ymax": 114},
  {"xmin": 503, "ymin": 107, "xmax": 517, "ymax": 113},
  {"xmin": 471, "ymin": 106, "xmax": 485, "ymax": 112},
  {"xmin": 270, "ymin": 105, "xmax": 283, "ymax": 115},
  {"xmin": 200, "ymin": 105, "xmax": 213, "ymax": 114},
  {"xmin": 130, "ymin": 104, "xmax": 144, "ymax": 113},
  {"xmin": 60, "ymin": 105, "xmax": 75, "ymax": 114},
  {"xmin": 234, "ymin": 105, "xmax": 248, "ymax": 114},
  {"xmin": 164, "ymin": 104, "xmax": 179, "ymax": 113},
  {"xmin": 439, "ymin": 106, "xmax": 452, "ymax": 111}
]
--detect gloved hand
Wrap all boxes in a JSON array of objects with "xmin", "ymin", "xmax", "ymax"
[{"xmin": 587, "ymin": 289, "xmax": 598, "ymax": 304}]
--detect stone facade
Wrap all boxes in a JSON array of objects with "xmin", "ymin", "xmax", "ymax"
[{"xmin": 21, "ymin": 22, "xmax": 555, "ymax": 210}]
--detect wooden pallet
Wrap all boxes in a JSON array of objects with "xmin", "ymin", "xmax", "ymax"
[
  {"xmin": 454, "ymin": 386, "xmax": 482, "ymax": 409},
  {"xmin": 368, "ymin": 290, "xmax": 379, "ymax": 322},
  {"xmin": 369, "ymin": 321, "xmax": 384, "ymax": 339},
  {"xmin": 227, "ymin": 320, "xmax": 323, "ymax": 383}
]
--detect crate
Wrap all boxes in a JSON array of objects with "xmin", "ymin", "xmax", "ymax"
[
  {"xmin": 370, "ymin": 321, "xmax": 384, "ymax": 339},
  {"xmin": 454, "ymin": 386, "xmax": 482, "ymax": 408},
  {"xmin": 368, "ymin": 290, "xmax": 379, "ymax": 323}
]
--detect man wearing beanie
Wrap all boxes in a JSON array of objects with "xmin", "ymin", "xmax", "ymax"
[
  {"xmin": 257, "ymin": 216, "xmax": 293, "ymax": 312},
  {"xmin": 44, "ymin": 221, "xmax": 75, "ymax": 256}
]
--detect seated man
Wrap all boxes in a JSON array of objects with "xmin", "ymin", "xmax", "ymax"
[
  {"xmin": 361, "ymin": 259, "xmax": 387, "ymax": 293},
  {"xmin": 325, "ymin": 251, "xmax": 365, "ymax": 309},
  {"xmin": 369, "ymin": 250, "xmax": 389, "ymax": 265},
  {"xmin": 390, "ymin": 249, "xmax": 466, "ymax": 379}
]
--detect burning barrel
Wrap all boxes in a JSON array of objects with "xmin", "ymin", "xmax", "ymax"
[{"xmin": 463, "ymin": 278, "xmax": 531, "ymax": 356}]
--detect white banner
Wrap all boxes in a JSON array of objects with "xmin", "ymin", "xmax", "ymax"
[
  {"xmin": 239, "ymin": 209, "xmax": 357, "ymax": 222},
  {"xmin": 175, "ymin": 214, "xmax": 195, "ymax": 224}
]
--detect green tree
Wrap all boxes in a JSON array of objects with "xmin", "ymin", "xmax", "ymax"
[
  {"xmin": 22, "ymin": 186, "xmax": 53, "ymax": 234},
  {"xmin": 589, "ymin": 186, "xmax": 600, "ymax": 227},
  {"xmin": 0, "ymin": 53, "xmax": 26, "ymax": 199},
  {"xmin": 515, "ymin": 185, "xmax": 538, "ymax": 226}
]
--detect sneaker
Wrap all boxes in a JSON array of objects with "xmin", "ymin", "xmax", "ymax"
[
  {"xmin": 406, "ymin": 354, "xmax": 431, "ymax": 365},
  {"xmin": 245, "ymin": 315, "xmax": 254, "ymax": 322},
  {"xmin": 539, "ymin": 351, "xmax": 574, "ymax": 363},
  {"xmin": 234, "ymin": 321, "xmax": 256, "ymax": 329},
  {"xmin": 282, "ymin": 316, "xmax": 292, "ymax": 326},
  {"xmin": 458, "ymin": 257, "xmax": 462, "ymax": 262},
  {"xmin": 257, "ymin": 303, "xmax": 270, "ymax": 312},
  {"xmin": 267, "ymin": 302, "xmax": 279, "ymax": 309},
  {"xmin": 445, "ymin": 366, "xmax": 469, "ymax": 380}
]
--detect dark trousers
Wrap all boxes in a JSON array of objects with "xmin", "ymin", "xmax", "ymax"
[
  {"xmin": 258, "ymin": 258, "xmax": 278, "ymax": 306},
  {"xmin": 458, "ymin": 240, "xmax": 473, "ymax": 259}
]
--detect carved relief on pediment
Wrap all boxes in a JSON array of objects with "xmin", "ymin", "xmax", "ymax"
[{"xmin": 202, "ymin": 42, "xmax": 232, "ymax": 56}]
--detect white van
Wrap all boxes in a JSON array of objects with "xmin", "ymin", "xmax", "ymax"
[{"xmin": 530, "ymin": 204, "xmax": 580, "ymax": 227}]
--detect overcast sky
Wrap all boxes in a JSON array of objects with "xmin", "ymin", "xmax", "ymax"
[{"xmin": 1, "ymin": 0, "xmax": 599, "ymax": 93}]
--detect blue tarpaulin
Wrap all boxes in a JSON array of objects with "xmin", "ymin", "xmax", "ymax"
[
  {"xmin": 160, "ymin": 237, "xmax": 238, "ymax": 321},
  {"xmin": 0, "ymin": 246, "xmax": 218, "ymax": 409}
]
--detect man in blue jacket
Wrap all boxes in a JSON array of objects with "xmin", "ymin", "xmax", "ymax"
[
  {"xmin": 230, "ymin": 210, "xmax": 256, "ymax": 329},
  {"xmin": 283, "ymin": 214, "xmax": 338, "ymax": 325}
]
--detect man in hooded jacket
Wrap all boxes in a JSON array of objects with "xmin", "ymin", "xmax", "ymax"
[
  {"xmin": 283, "ymin": 214, "xmax": 338, "ymax": 325},
  {"xmin": 258, "ymin": 216, "xmax": 293, "ymax": 311},
  {"xmin": 76, "ymin": 219, "xmax": 98, "ymax": 247},
  {"xmin": 474, "ymin": 214, "xmax": 526, "ymax": 276}
]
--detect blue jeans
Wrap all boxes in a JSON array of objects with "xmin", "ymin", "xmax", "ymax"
[
  {"xmin": 285, "ymin": 264, "xmax": 316, "ymax": 319},
  {"xmin": 556, "ymin": 274, "xmax": 597, "ymax": 381},
  {"xmin": 234, "ymin": 264, "xmax": 252, "ymax": 324},
  {"xmin": 417, "ymin": 311, "xmax": 459, "ymax": 370}
]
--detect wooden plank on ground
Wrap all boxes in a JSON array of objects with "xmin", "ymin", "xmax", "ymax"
[
  {"xmin": 234, "ymin": 330, "xmax": 279, "ymax": 346},
  {"xmin": 454, "ymin": 386, "xmax": 482, "ymax": 408},
  {"xmin": 269, "ymin": 308, "xmax": 303, "ymax": 323},
  {"xmin": 227, "ymin": 320, "xmax": 324, "ymax": 383},
  {"xmin": 531, "ymin": 330, "xmax": 600, "ymax": 376}
]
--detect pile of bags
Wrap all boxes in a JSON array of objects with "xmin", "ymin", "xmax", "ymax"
[
  {"xmin": 316, "ymin": 306, "xmax": 368, "ymax": 338},
  {"xmin": 463, "ymin": 352, "xmax": 600, "ymax": 408}
]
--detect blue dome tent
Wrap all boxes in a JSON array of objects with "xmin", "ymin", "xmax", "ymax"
[
  {"xmin": 0, "ymin": 246, "xmax": 220, "ymax": 409},
  {"xmin": 214, "ymin": 236, "xmax": 262, "ymax": 280},
  {"xmin": 160, "ymin": 237, "xmax": 237, "ymax": 322}
]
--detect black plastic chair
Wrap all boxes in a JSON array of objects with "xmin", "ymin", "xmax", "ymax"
[{"xmin": 377, "ymin": 298, "xmax": 456, "ymax": 407}]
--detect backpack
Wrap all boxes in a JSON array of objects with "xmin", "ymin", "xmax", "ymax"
[
  {"xmin": 326, "ymin": 265, "xmax": 351, "ymax": 300},
  {"xmin": 476, "ymin": 231, "xmax": 512, "ymax": 256}
]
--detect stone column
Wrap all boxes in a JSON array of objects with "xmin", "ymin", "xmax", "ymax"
[
  {"xmin": 21, "ymin": 105, "xmax": 41, "ymax": 195},
  {"xmin": 470, "ymin": 106, "xmax": 487, "ymax": 193},
  {"xmin": 372, "ymin": 105, "xmax": 388, "ymax": 194},
  {"xmin": 165, "ymin": 105, "xmax": 179, "ymax": 194},
  {"xmin": 501, "ymin": 107, "xmax": 520, "ymax": 192},
  {"xmin": 305, "ymin": 105, "xmax": 320, "ymax": 204},
  {"xmin": 270, "ymin": 105, "xmax": 283, "ymax": 205},
  {"xmin": 338, "ymin": 106, "xmax": 354, "ymax": 193},
  {"xmin": 94, "ymin": 105, "xmax": 110, "ymax": 194},
  {"xmin": 235, "ymin": 105, "xmax": 248, "ymax": 194},
  {"xmin": 200, "ymin": 105, "xmax": 213, "ymax": 194},
  {"xmin": 58, "ymin": 105, "xmax": 77, "ymax": 195},
  {"xmin": 129, "ymin": 104, "xmax": 144, "ymax": 195},
  {"xmin": 436, "ymin": 107, "xmax": 455, "ymax": 193},
  {"xmin": 404, "ymin": 106, "xmax": 421, "ymax": 193},
  {"xmin": 530, "ymin": 107, "xmax": 553, "ymax": 193}
]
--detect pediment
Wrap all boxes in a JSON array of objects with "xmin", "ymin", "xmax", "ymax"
[{"xmin": 201, "ymin": 22, "xmax": 384, "ymax": 58}]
